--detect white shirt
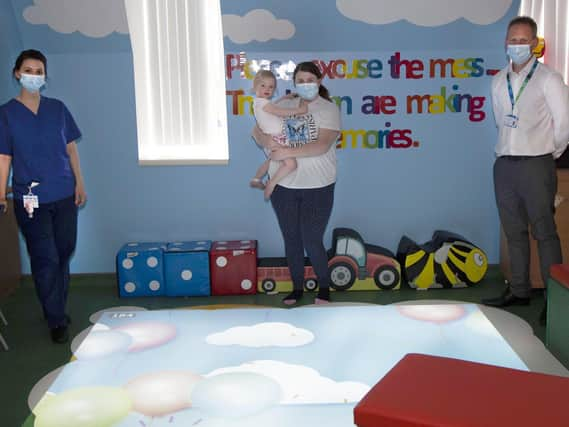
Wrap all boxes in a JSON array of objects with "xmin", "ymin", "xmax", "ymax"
[
  {"xmin": 268, "ymin": 96, "xmax": 341, "ymax": 189},
  {"xmin": 253, "ymin": 98, "xmax": 283, "ymax": 135},
  {"xmin": 492, "ymin": 57, "xmax": 569, "ymax": 159}
]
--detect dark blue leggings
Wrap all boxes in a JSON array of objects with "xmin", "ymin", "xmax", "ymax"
[
  {"xmin": 270, "ymin": 183, "xmax": 334, "ymax": 291},
  {"xmin": 14, "ymin": 196, "xmax": 77, "ymax": 328}
]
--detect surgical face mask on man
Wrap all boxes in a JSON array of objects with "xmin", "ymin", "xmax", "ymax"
[
  {"xmin": 506, "ymin": 44, "xmax": 532, "ymax": 65},
  {"xmin": 19, "ymin": 73, "xmax": 45, "ymax": 93},
  {"xmin": 295, "ymin": 83, "xmax": 319, "ymax": 100}
]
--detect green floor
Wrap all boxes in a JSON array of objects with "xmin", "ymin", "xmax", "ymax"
[{"xmin": 0, "ymin": 267, "xmax": 547, "ymax": 427}]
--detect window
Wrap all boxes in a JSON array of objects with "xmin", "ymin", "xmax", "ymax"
[
  {"xmin": 124, "ymin": 0, "xmax": 228, "ymax": 165},
  {"xmin": 520, "ymin": 0, "xmax": 569, "ymax": 82}
]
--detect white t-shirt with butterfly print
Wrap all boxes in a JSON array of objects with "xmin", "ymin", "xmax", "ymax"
[{"xmin": 268, "ymin": 96, "xmax": 341, "ymax": 189}]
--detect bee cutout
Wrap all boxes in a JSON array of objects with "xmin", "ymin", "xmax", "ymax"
[{"xmin": 397, "ymin": 230, "xmax": 488, "ymax": 290}]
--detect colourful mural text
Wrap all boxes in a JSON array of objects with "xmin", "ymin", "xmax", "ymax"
[{"xmin": 225, "ymin": 53, "xmax": 493, "ymax": 151}]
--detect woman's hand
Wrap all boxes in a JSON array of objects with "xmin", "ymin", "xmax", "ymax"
[
  {"xmin": 275, "ymin": 92, "xmax": 297, "ymax": 102},
  {"xmin": 0, "ymin": 155, "xmax": 11, "ymax": 214},
  {"xmin": 296, "ymin": 100, "xmax": 308, "ymax": 115},
  {"xmin": 252, "ymin": 125, "xmax": 280, "ymax": 150},
  {"xmin": 270, "ymin": 135, "xmax": 286, "ymax": 148},
  {"xmin": 270, "ymin": 146, "xmax": 291, "ymax": 161},
  {"xmin": 75, "ymin": 183, "xmax": 87, "ymax": 207},
  {"xmin": 66, "ymin": 142, "xmax": 87, "ymax": 207}
]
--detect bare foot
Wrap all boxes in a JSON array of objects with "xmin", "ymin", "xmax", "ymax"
[
  {"xmin": 283, "ymin": 290, "xmax": 303, "ymax": 305},
  {"xmin": 264, "ymin": 183, "xmax": 275, "ymax": 200},
  {"xmin": 314, "ymin": 297, "xmax": 331, "ymax": 305},
  {"xmin": 250, "ymin": 178, "xmax": 265, "ymax": 189}
]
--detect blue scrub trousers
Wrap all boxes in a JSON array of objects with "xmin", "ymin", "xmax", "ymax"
[{"xmin": 14, "ymin": 196, "xmax": 77, "ymax": 328}]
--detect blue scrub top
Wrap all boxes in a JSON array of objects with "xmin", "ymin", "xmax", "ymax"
[{"xmin": 0, "ymin": 96, "xmax": 81, "ymax": 203}]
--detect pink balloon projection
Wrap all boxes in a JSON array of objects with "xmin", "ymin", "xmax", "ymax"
[
  {"xmin": 124, "ymin": 370, "xmax": 203, "ymax": 417},
  {"xmin": 396, "ymin": 305, "xmax": 467, "ymax": 325},
  {"xmin": 113, "ymin": 321, "xmax": 177, "ymax": 352}
]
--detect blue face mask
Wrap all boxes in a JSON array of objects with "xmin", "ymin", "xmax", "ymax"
[
  {"xmin": 296, "ymin": 83, "xmax": 319, "ymax": 100},
  {"xmin": 19, "ymin": 73, "xmax": 45, "ymax": 93},
  {"xmin": 507, "ymin": 44, "xmax": 532, "ymax": 65}
]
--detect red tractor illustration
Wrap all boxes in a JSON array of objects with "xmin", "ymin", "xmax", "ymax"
[
  {"xmin": 257, "ymin": 227, "xmax": 401, "ymax": 293},
  {"xmin": 328, "ymin": 228, "xmax": 400, "ymax": 290}
]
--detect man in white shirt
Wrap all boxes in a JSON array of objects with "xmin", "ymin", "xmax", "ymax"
[{"xmin": 482, "ymin": 16, "xmax": 569, "ymax": 324}]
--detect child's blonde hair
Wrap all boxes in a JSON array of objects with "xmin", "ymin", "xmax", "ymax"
[{"xmin": 253, "ymin": 69, "xmax": 277, "ymax": 90}]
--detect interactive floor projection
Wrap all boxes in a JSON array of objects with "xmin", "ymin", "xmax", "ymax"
[{"xmin": 31, "ymin": 304, "xmax": 527, "ymax": 427}]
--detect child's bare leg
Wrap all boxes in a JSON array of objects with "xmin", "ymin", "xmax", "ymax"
[
  {"xmin": 264, "ymin": 158, "xmax": 297, "ymax": 199},
  {"xmin": 250, "ymin": 159, "xmax": 270, "ymax": 189}
]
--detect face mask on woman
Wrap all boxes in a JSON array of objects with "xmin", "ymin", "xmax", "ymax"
[
  {"xmin": 19, "ymin": 73, "xmax": 45, "ymax": 93},
  {"xmin": 296, "ymin": 83, "xmax": 319, "ymax": 100},
  {"xmin": 506, "ymin": 44, "xmax": 532, "ymax": 65}
]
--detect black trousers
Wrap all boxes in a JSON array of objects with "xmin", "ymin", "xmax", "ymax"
[
  {"xmin": 270, "ymin": 183, "xmax": 335, "ymax": 291},
  {"xmin": 494, "ymin": 155, "xmax": 562, "ymax": 297},
  {"xmin": 14, "ymin": 196, "xmax": 77, "ymax": 328}
]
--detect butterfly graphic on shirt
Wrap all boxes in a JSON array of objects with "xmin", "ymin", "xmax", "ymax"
[
  {"xmin": 282, "ymin": 114, "xmax": 318, "ymax": 147},
  {"xmin": 287, "ymin": 121, "xmax": 306, "ymax": 138}
]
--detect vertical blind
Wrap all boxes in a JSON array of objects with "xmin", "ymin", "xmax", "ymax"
[
  {"xmin": 520, "ymin": 0, "xmax": 569, "ymax": 83},
  {"xmin": 124, "ymin": 0, "xmax": 229, "ymax": 165}
]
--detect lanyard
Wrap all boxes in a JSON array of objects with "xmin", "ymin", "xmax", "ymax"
[
  {"xmin": 507, "ymin": 60, "xmax": 539, "ymax": 112},
  {"xmin": 27, "ymin": 181, "xmax": 39, "ymax": 195}
]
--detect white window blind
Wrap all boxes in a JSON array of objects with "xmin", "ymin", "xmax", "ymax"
[
  {"xmin": 124, "ymin": 0, "xmax": 228, "ymax": 165},
  {"xmin": 520, "ymin": 0, "xmax": 569, "ymax": 83}
]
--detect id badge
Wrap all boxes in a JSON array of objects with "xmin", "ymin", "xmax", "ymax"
[
  {"xmin": 23, "ymin": 194, "xmax": 39, "ymax": 208},
  {"xmin": 504, "ymin": 114, "xmax": 518, "ymax": 128}
]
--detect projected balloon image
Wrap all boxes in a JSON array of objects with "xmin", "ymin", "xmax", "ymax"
[
  {"xmin": 113, "ymin": 321, "xmax": 177, "ymax": 352},
  {"xmin": 125, "ymin": 370, "xmax": 203, "ymax": 417}
]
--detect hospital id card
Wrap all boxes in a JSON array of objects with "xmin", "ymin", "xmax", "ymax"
[
  {"xmin": 504, "ymin": 114, "xmax": 518, "ymax": 128},
  {"xmin": 23, "ymin": 194, "xmax": 39, "ymax": 208}
]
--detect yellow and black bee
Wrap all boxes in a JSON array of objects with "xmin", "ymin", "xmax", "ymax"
[{"xmin": 397, "ymin": 231, "xmax": 488, "ymax": 290}]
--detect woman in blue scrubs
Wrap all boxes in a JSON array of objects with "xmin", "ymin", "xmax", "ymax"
[{"xmin": 0, "ymin": 50, "xmax": 86, "ymax": 343}]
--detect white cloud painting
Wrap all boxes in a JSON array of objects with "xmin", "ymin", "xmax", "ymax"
[
  {"xmin": 222, "ymin": 9, "xmax": 295, "ymax": 43},
  {"xmin": 336, "ymin": 0, "xmax": 513, "ymax": 26},
  {"xmin": 23, "ymin": 0, "xmax": 128, "ymax": 38}
]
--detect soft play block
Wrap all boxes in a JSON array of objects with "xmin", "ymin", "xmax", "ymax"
[
  {"xmin": 116, "ymin": 242, "xmax": 167, "ymax": 297},
  {"xmin": 547, "ymin": 264, "xmax": 569, "ymax": 368},
  {"xmin": 354, "ymin": 353, "xmax": 569, "ymax": 427},
  {"xmin": 164, "ymin": 241, "xmax": 211, "ymax": 297},
  {"xmin": 210, "ymin": 240, "xmax": 257, "ymax": 295}
]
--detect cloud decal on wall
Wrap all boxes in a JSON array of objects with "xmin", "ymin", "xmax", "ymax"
[
  {"xmin": 223, "ymin": 9, "xmax": 295, "ymax": 43},
  {"xmin": 336, "ymin": 0, "xmax": 513, "ymax": 27},
  {"xmin": 23, "ymin": 0, "xmax": 128, "ymax": 38}
]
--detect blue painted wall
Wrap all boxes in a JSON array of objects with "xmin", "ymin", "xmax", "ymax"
[
  {"xmin": 4, "ymin": 0, "xmax": 520, "ymax": 273},
  {"xmin": 0, "ymin": 1, "xmax": 22, "ymax": 107}
]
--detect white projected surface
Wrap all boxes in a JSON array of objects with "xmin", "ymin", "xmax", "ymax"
[{"xmin": 34, "ymin": 305, "xmax": 526, "ymax": 426}]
